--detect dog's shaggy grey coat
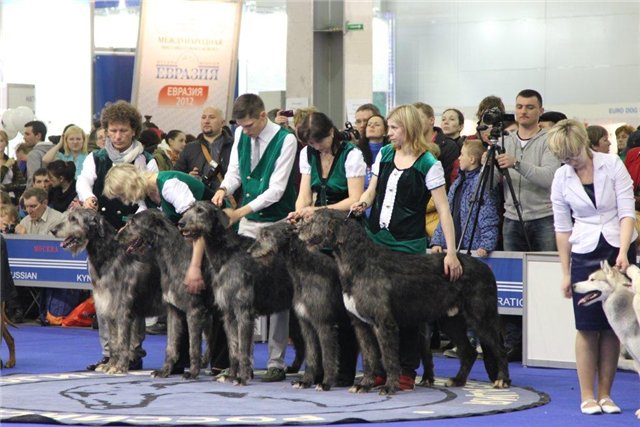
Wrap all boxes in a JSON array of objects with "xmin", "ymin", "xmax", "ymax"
[
  {"xmin": 52, "ymin": 209, "xmax": 162, "ymax": 374},
  {"xmin": 117, "ymin": 209, "xmax": 216, "ymax": 379},
  {"xmin": 296, "ymin": 209, "xmax": 510, "ymax": 395},
  {"xmin": 250, "ymin": 221, "xmax": 356, "ymax": 390}
]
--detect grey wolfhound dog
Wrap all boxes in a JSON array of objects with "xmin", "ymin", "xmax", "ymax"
[
  {"xmin": 178, "ymin": 201, "xmax": 294, "ymax": 385},
  {"xmin": 117, "ymin": 209, "xmax": 215, "ymax": 379},
  {"xmin": 297, "ymin": 209, "xmax": 510, "ymax": 395},
  {"xmin": 249, "ymin": 221, "xmax": 359, "ymax": 390},
  {"xmin": 51, "ymin": 209, "xmax": 162, "ymax": 374}
]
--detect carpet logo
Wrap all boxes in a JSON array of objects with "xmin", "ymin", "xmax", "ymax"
[{"xmin": 0, "ymin": 372, "xmax": 548, "ymax": 425}]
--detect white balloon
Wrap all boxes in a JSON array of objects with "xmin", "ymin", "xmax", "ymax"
[
  {"xmin": 11, "ymin": 106, "xmax": 35, "ymax": 130},
  {"xmin": 1, "ymin": 109, "xmax": 17, "ymax": 132},
  {"xmin": 3, "ymin": 128, "xmax": 18, "ymax": 140}
]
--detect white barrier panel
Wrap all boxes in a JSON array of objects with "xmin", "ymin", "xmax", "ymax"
[{"xmin": 523, "ymin": 253, "xmax": 576, "ymax": 368}]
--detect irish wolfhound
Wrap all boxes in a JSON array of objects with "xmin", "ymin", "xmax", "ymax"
[
  {"xmin": 117, "ymin": 209, "xmax": 216, "ymax": 379},
  {"xmin": 178, "ymin": 201, "xmax": 294, "ymax": 385},
  {"xmin": 296, "ymin": 209, "xmax": 510, "ymax": 395},
  {"xmin": 249, "ymin": 221, "xmax": 359, "ymax": 390},
  {"xmin": 51, "ymin": 209, "xmax": 162, "ymax": 374}
]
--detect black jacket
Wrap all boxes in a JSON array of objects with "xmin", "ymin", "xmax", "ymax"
[{"xmin": 174, "ymin": 129, "xmax": 234, "ymax": 190}]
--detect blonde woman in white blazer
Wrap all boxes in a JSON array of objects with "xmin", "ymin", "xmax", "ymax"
[{"xmin": 549, "ymin": 119, "xmax": 637, "ymax": 416}]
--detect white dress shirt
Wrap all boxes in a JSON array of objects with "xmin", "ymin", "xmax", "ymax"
[
  {"xmin": 551, "ymin": 151, "xmax": 637, "ymax": 254},
  {"xmin": 220, "ymin": 120, "xmax": 297, "ymax": 214},
  {"xmin": 76, "ymin": 152, "xmax": 158, "ymax": 202}
]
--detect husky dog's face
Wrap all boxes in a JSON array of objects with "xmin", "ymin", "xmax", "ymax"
[{"xmin": 573, "ymin": 261, "xmax": 632, "ymax": 306}]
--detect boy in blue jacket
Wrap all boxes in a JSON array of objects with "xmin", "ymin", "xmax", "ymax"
[{"xmin": 430, "ymin": 139, "xmax": 499, "ymax": 256}]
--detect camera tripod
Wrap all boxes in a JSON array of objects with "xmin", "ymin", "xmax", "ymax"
[{"xmin": 457, "ymin": 125, "xmax": 531, "ymax": 254}]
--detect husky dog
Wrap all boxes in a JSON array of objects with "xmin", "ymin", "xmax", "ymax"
[{"xmin": 573, "ymin": 261, "xmax": 640, "ymax": 418}]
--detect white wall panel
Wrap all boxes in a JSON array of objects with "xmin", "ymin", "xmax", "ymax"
[{"xmin": 384, "ymin": 0, "xmax": 640, "ymax": 124}]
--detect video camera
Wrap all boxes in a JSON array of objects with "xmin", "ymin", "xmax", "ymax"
[
  {"xmin": 337, "ymin": 121, "xmax": 361, "ymax": 141},
  {"xmin": 481, "ymin": 107, "xmax": 515, "ymax": 127}
]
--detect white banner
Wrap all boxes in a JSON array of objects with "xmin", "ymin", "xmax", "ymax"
[{"xmin": 132, "ymin": 0, "xmax": 242, "ymax": 134}]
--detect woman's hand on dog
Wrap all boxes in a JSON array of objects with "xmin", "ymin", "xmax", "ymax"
[
  {"xmin": 83, "ymin": 196, "xmax": 98, "ymax": 210},
  {"xmin": 349, "ymin": 201, "xmax": 368, "ymax": 216},
  {"xmin": 444, "ymin": 252, "xmax": 462, "ymax": 281},
  {"xmin": 615, "ymin": 253, "xmax": 630, "ymax": 273},
  {"xmin": 184, "ymin": 265, "xmax": 205, "ymax": 294}
]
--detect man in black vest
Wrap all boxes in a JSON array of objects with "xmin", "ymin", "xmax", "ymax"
[
  {"xmin": 76, "ymin": 101, "xmax": 158, "ymax": 371},
  {"xmin": 212, "ymin": 94, "xmax": 297, "ymax": 382}
]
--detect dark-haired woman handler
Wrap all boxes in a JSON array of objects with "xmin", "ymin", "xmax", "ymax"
[
  {"xmin": 288, "ymin": 111, "xmax": 366, "ymax": 220},
  {"xmin": 287, "ymin": 111, "xmax": 366, "ymax": 387}
]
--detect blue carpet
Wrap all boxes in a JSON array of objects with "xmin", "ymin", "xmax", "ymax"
[{"xmin": 1, "ymin": 325, "xmax": 638, "ymax": 426}]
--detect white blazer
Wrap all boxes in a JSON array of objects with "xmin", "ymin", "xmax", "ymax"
[{"xmin": 551, "ymin": 151, "xmax": 637, "ymax": 254}]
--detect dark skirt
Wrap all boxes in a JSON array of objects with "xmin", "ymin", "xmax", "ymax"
[{"xmin": 571, "ymin": 234, "xmax": 636, "ymax": 331}]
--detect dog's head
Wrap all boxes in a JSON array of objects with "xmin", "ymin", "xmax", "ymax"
[
  {"xmin": 117, "ymin": 209, "xmax": 173, "ymax": 254},
  {"xmin": 573, "ymin": 260, "xmax": 632, "ymax": 306},
  {"xmin": 249, "ymin": 220, "xmax": 295, "ymax": 260},
  {"xmin": 295, "ymin": 208, "xmax": 348, "ymax": 249},
  {"xmin": 51, "ymin": 209, "xmax": 113, "ymax": 254},
  {"xmin": 178, "ymin": 201, "xmax": 228, "ymax": 239}
]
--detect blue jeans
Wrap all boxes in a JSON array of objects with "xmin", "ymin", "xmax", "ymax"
[{"xmin": 502, "ymin": 216, "xmax": 556, "ymax": 252}]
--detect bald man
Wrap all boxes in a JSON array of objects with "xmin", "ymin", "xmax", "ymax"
[{"xmin": 174, "ymin": 106, "xmax": 234, "ymax": 191}]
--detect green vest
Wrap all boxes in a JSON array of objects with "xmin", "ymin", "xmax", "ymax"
[
  {"xmin": 307, "ymin": 141, "xmax": 355, "ymax": 207},
  {"xmin": 156, "ymin": 171, "xmax": 207, "ymax": 224},
  {"xmin": 367, "ymin": 144, "xmax": 438, "ymax": 254},
  {"xmin": 238, "ymin": 127, "xmax": 296, "ymax": 222}
]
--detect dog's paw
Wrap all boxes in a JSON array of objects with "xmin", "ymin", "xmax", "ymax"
[
  {"xmin": 445, "ymin": 377, "xmax": 467, "ymax": 387},
  {"xmin": 348, "ymin": 384, "xmax": 371, "ymax": 394},
  {"xmin": 107, "ymin": 366, "xmax": 127, "ymax": 375},
  {"xmin": 635, "ymin": 408, "xmax": 639, "ymax": 419},
  {"xmin": 232, "ymin": 376, "xmax": 249, "ymax": 386},
  {"xmin": 492, "ymin": 379, "xmax": 511, "ymax": 389},
  {"xmin": 378, "ymin": 385, "xmax": 399, "ymax": 395},
  {"xmin": 182, "ymin": 371, "xmax": 199, "ymax": 380},
  {"xmin": 151, "ymin": 369, "xmax": 170, "ymax": 378},
  {"xmin": 216, "ymin": 374, "xmax": 235, "ymax": 384},
  {"xmin": 315, "ymin": 383, "xmax": 332, "ymax": 392},
  {"xmin": 291, "ymin": 380, "xmax": 312, "ymax": 389}
]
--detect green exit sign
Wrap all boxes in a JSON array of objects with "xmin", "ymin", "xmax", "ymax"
[{"xmin": 346, "ymin": 23, "xmax": 364, "ymax": 31}]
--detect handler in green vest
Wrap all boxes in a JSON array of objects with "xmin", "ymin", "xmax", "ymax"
[
  {"xmin": 212, "ymin": 93, "xmax": 298, "ymax": 383},
  {"xmin": 288, "ymin": 111, "xmax": 366, "ymax": 220}
]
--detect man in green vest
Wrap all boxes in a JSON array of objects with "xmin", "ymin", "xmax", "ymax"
[{"xmin": 213, "ymin": 93, "xmax": 297, "ymax": 382}]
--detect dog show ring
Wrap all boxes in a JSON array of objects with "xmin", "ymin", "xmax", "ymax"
[{"xmin": 0, "ymin": 370, "xmax": 547, "ymax": 426}]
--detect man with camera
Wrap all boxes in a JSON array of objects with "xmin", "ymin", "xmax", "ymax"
[
  {"xmin": 174, "ymin": 106, "xmax": 233, "ymax": 192},
  {"xmin": 488, "ymin": 89, "xmax": 561, "ymax": 361}
]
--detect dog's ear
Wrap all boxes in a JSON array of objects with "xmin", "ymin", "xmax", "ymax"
[
  {"xmin": 215, "ymin": 207, "xmax": 230, "ymax": 230},
  {"xmin": 91, "ymin": 214, "xmax": 106, "ymax": 238},
  {"xmin": 600, "ymin": 260, "xmax": 611, "ymax": 273}
]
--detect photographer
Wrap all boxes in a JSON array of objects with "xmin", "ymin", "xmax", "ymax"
[
  {"xmin": 486, "ymin": 89, "xmax": 561, "ymax": 361},
  {"xmin": 174, "ymin": 106, "xmax": 233, "ymax": 192}
]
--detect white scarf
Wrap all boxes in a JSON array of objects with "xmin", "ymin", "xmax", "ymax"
[{"xmin": 105, "ymin": 137, "xmax": 145, "ymax": 164}]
